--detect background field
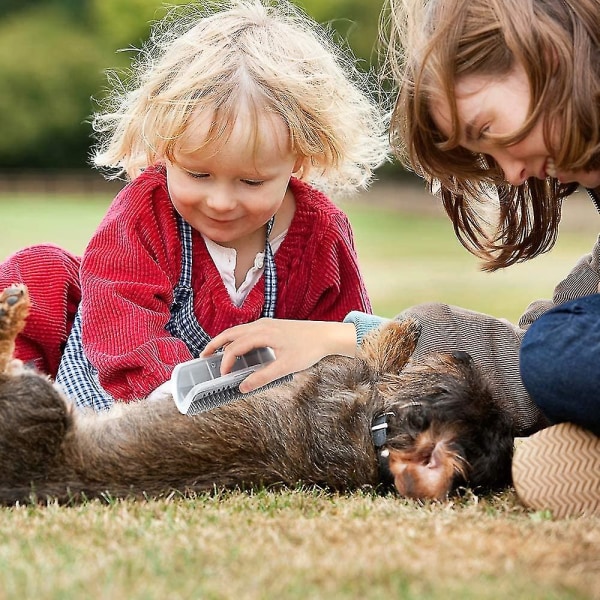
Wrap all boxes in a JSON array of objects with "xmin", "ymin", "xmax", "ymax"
[
  {"xmin": 1, "ymin": 183, "xmax": 599, "ymax": 599},
  {"xmin": 3, "ymin": 181, "xmax": 600, "ymax": 320}
]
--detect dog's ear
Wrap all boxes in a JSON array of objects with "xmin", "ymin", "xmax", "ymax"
[
  {"xmin": 450, "ymin": 351, "xmax": 472, "ymax": 365},
  {"xmin": 463, "ymin": 407, "xmax": 515, "ymax": 492},
  {"xmin": 359, "ymin": 319, "xmax": 421, "ymax": 375}
]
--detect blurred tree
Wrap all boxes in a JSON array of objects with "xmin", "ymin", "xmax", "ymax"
[
  {"xmin": 90, "ymin": 0, "xmax": 189, "ymax": 51},
  {"xmin": 0, "ymin": 7, "xmax": 109, "ymax": 168},
  {"xmin": 297, "ymin": 0, "xmax": 385, "ymax": 68},
  {"xmin": 0, "ymin": 0, "xmax": 388, "ymax": 170},
  {"xmin": 88, "ymin": 0, "xmax": 385, "ymax": 70},
  {"xmin": 2, "ymin": 0, "xmax": 90, "ymax": 20}
]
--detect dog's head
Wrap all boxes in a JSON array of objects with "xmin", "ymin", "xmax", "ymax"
[{"xmin": 360, "ymin": 320, "xmax": 515, "ymax": 501}]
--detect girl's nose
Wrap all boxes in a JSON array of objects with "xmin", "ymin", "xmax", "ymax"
[
  {"xmin": 496, "ymin": 156, "xmax": 527, "ymax": 186},
  {"xmin": 205, "ymin": 187, "xmax": 236, "ymax": 211}
]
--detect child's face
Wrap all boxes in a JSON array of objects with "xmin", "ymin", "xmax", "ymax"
[
  {"xmin": 165, "ymin": 109, "xmax": 301, "ymax": 246},
  {"xmin": 430, "ymin": 63, "xmax": 600, "ymax": 189}
]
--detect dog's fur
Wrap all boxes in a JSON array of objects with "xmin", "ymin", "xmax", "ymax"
[{"xmin": 0, "ymin": 285, "xmax": 514, "ymax": 505}]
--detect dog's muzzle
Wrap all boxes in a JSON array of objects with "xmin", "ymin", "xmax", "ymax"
[{"xmin": 371, "ymin": 402, "xmax": 424, "ymax": 491}]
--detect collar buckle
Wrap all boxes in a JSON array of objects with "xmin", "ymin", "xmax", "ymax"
[
  {"xmin": 371, "ymin": 412, "xmax": 396, "ymax": 490},
  {"xmin": 371, "ymin": 412, "xmax": 393, "ymax": 448}
]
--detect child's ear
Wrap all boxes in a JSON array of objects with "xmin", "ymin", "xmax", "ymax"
[{"xmin": 292, "ymin": 155, "xmax": 306, "ymax": 177}]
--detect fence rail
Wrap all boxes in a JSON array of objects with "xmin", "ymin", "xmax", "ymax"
[{"xmin": 0, "ymin": 170, "xmax": 123, "ymax": 197}]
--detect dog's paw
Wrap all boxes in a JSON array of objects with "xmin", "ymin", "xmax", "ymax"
[
  {"xmin": 4, "ymin": 358, "xmax": 25, "ymax": 377},
  {"xmin": 0, "ymin": 285, "xmax": 30, "ymax": 374},
  {"xmin": 0, "ymin": 285, "xmax": 30, "ymax": 340}
]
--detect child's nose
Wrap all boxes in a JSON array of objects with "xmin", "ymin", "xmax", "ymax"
[
  {"xmin": 206, "ymin": 188, "xmax": 236, "ymax": 211},
  {"xmin": 497, "ymin": 157, "xmax": 527, "ymax": 186}
]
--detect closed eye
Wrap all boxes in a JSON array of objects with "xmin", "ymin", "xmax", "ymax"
[
  {"xmin": 185, "ymin": 170, "xmax": 209, "ymax": 179},
  {"xmin": 477, "ymin": 125, "xmax": 491, "ymax": 140},
  {"xmin": 242, "ymin": 179, "xmax": 264, "ymax": 186}
]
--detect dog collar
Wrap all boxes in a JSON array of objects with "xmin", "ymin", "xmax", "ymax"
[
  {"xmin": 371, "ymin": 402, "xmax": 423, "ymax": 491},
  {"xmin": 371, "ymin": 412, "xmax": 392, "ymax": 448},
  {"xmin": 371, "ymin": 412, "xmax": 395, "ymax": 489}
]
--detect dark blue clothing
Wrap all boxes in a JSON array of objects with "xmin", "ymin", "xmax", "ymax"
[{"xmin": 521, "ymin": 293, "xmax": 600, "ymax": 437}]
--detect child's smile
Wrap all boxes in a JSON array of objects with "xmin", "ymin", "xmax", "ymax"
[{"xmin": 166, "ymin": 106, "xmax": 301, "ymax": 252}]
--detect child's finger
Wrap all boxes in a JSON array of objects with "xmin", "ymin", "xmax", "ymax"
[
  {"xmin": 201, "ymin": 319, "xmax": 273, "ymax": 358},
  {"xmin": 201, "ymin": 329, "xmax": 239, "ymax": 357},
  {"xmin": 216, "ymin": 335, "xmax": 273, "ymax": 375},
  {"xmin": 239, "ymin": 362, "xmax": 290, "ymax": 393}
]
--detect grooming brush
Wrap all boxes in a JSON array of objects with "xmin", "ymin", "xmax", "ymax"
[{"xmin": 171, "ymin": 347, "xmax": 291, "ymax": 415}]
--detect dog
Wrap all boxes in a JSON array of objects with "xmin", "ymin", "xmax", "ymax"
[{"xmin": 0, "ymin": 284, "xmax": 514, "ymax": 505}]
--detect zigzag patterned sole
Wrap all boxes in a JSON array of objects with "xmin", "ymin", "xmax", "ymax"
[{"xmin": 512, "ymin": 422, "xmax": 600, "ymax": 518}]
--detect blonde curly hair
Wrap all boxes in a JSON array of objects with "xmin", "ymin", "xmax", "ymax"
[{"xmin": 92, "ymin": 0, "xmax": 389, "ymax": 195}]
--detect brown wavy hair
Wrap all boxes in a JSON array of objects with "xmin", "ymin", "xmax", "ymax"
[{"xmin": 385, "ymin": 0, "xmax": 600, "ymax": 270}]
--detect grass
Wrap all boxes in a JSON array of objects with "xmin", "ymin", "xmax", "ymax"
[
  {"xmin": 340, "ymin": 190, "xmax": 599, "ymax": 320},
  {"xmin": 0, "ymin": 491, "xmax": 598, "ymax": 599},
  {"xmin": 0, "ymin": 187, "xmax": 599, "ymax": 599}
]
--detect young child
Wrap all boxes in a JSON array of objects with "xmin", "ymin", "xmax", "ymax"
[
  {"xmin": 1, "ymin": 0, "xmax": 388, "ymax": 409},
  {"xmin": 205, "ymin": 0, "xmax": 600, "ymax": 518}
]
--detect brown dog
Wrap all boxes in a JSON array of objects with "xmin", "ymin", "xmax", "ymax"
[{"xmin": 0, "ymin": 285, "xmax": 514, "ymax": 505}]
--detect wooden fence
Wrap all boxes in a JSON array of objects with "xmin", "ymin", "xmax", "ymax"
[{"xmin": 0, "ymin": 170, "xmax": 124, "ymax": 197}]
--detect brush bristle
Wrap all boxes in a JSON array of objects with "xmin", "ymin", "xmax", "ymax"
[{"xmin": 186, "ymin": 374, "xmax": 293, "ymax": 415}]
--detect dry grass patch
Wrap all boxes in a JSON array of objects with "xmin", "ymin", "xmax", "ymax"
[{"xmin": 0, "ymin": 489, "xmax": 598, "ymax": 599}]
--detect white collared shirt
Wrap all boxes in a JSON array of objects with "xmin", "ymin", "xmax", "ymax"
[{"xmin": 202, "ymin": 231, "xmax": 287, "ymax": 307}]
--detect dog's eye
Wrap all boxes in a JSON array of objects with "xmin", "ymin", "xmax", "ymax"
[{"xmin": 407, "ymin": 410, "xmax": 430, "ymax": 431}]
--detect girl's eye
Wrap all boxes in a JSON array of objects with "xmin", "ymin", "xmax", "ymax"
[
  {"xmin": 478, "ymin": 125, "xmax": 491, "ymax": 140},
  {"xmin": 186, "ymin": 171, "xmax": 209, "ymax": 179},
  {"xmin": 242, "ymin": 180, "xmax": 264, "ymax": 186}
]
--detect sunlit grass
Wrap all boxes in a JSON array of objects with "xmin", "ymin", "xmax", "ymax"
[
  {"xmin": 343, "ymin": 202, "xmax": 595, "ymax": 321},
  {"xmin": 0, "ymin": 490, "xmax": 597, "ymax": 599},
  {"xmin": 1, "ymin": 195, "xmax": 109, "ymax": 256}
]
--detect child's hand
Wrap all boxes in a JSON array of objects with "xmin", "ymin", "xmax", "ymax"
[{"xmin": 201, "ymin": 318, "xmax": 357, "ymax": 393}]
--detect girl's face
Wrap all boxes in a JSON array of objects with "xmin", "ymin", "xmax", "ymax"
[
  {"xmin": 430, "ymin": 63, "xmax": 600, "ymax": 189},
  {"xmin": 166, "ymin": 109, "xmax": 302, "ymax": 247}
]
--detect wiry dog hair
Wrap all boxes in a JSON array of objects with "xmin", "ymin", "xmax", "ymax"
[{"xmin": 0, "ymin": 285, "xmax": 514, "ymax": 505}]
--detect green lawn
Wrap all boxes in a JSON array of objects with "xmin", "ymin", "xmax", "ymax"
[
  {"xmin": 0, "ymin": 189, "xmax": 599, "ymax": 599},
  {"xmin": 1, "ymin": 195, "xmax": 109, "ymax": 256},
  {"xmin": 1, "ymin": 190, "xmax": 596, "ymax": 322},
  {"xmin": 341, "ymin": 193, "xmax": 597, "ymax": 321}
]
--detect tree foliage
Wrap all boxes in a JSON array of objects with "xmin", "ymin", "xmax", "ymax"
[
  {"xmin": 0, "ymin": 0, "xmax": 385, "ymax": 169},
  {"xmin": 0, "ymin": 7, "xmax": 107, "ymax": 167},
  {"xmin": 298, "ymin": 0, "xmax": 385, "ymax": 68}
]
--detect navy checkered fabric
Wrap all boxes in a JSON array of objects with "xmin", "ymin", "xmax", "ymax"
[
  {"xmin": 55, "ymin": 311, "xmax": 114, "ymax": 410},
  {"xmin": 56, "ymin": 213, "xmax": 278, "ymax": 410},
  {"xmin": 262, "ymin": 216, "xmax": 277, "ymax": 318},
  {"xmin": 165, "ymin": 215, "xmax": 213, "ymax": 355}
]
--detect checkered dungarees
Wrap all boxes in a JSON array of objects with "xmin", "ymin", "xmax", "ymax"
[{"xmin": 56, "ymin": 214, "xmax": 278, "ymax": 411}]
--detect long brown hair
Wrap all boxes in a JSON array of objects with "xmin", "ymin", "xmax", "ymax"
[{"xmin": 386, "ymin": 0, "xmax": 600, "ymax": 270}]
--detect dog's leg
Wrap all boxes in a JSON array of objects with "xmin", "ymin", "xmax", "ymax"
[
  {"xmin": 0, "ymin": 285, "xmax": 30, "ymax": 375},
  {"xmin": 359, "ymin": 319, "xmax": 421, "ymax": 376}
]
